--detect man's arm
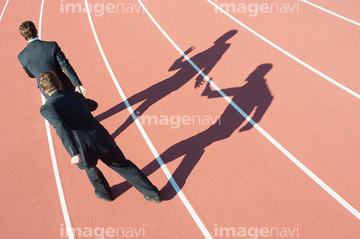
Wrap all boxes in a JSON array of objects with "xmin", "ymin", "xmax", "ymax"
[
  {"xmin": 202, "ymin": 80, "xmax": 238, "ymax": 98},
  {"xmin": 239, "ymin": 95, "xmax": 273, "ymax": 132},
  {"xmin": 55, "ymin": 43, "xmax": 87, "ymax": 96},
  {"xmin": 18, "ymin": 54, "xmax": 36, "ymax": 78},
  {"xmin": 168, "ymin": 46, "xmax": 195, "ymax": 71},
  {"xmin": 40, "ymin": 104, "xmax": 80, "ymax": 158},
  {"xmin": 23, "ymin": 66, "xmax": 36, "ymax": 78}
]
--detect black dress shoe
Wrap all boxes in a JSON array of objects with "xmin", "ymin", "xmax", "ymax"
[
  {"xmin": 95, "ymin": 192, "xmax": 113, "ymax": 202},
  {"xmin": 144, "ymin": 195, "xmax": 162, "ymax": 203}
]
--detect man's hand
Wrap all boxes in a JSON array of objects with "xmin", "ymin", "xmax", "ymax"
[
  {"xmin": 195, "ymin": 77, "xmax": 206, "ymax": 89},
  {"xmin": 201, "ymin": 80, "xmax": 212, "ymax": 96},
  {"xmin": 71, "ymin": 154, "xmax": 82, "ymax": 165},
  {"xmin": 75, "ymin": 86, "xmax": 87, "ymax": 97},
  {"xmin": 184, "ymin": 46, "xmax": 195, "ymax": 56},
  {"xmin": 239, "ymin": 122, "xmax": 254, "ymax": 132}
]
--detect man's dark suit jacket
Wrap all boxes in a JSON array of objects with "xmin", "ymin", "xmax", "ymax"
[
  {"xmin": 40, "ymin": 90, "xmax": 116, "ymax": 169},
  {"xmin": 18, "ymin": 40, "xmax": 82, "ymax": 99}
]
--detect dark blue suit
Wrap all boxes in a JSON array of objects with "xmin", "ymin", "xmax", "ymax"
[
  {"xmin": 18, "ymin": 40, "xmax": 82, "ymax": 98},
  {"xmin": 40, "ymin": 90, "xmax": 159, "ymax": 200}
]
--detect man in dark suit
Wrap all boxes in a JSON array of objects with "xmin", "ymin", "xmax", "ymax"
[
  {"xmin": 39, "ymin": 71, "xmax": 162, "ymax": 203},
  {"xmin": 18, "ymin": 21, "xmax": 87, "ymax": 99}
]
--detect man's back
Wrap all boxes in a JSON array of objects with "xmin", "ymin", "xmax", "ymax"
[
  {"xmin": 40, "ymin": 91, "xmax": 115, "ymax": 168},
  {"xmin": 18, "ymin": 40, "xmax": 81, "ymax": 97},
  {"xmin": 19, "ymin": 41, "xmax": 59, "ymax": 78}
]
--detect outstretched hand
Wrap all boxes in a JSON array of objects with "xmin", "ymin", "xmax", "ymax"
[
  {"xmin": 239, "ymin": 122, "xmax": 254, "ymax": 132},
  {"xmin": 195, "ymin": 75, "xmax": 210, "ymax": 89},
  {"xmin": 201, "ymin": 80, "xmax": 212, "ymax": 96},
  {"xmin": 195, "ymin": 80, "xmax": 205, "ymax": 88},
  {"xmin": 184, "ymin": 46, "xmax": 195, "ymax": 56},
  {"xmin": 76, "ymin": 85, "xmax": 87, "ymax": 97}
]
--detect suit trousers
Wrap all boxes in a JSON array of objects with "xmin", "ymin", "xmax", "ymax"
[{"xmin": 84, "ymin": 146, "xmax": 160, "ymax": 201}]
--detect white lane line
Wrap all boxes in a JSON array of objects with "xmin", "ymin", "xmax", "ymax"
[
  {"xmin": 207, "ymin": 0, "xmax": 360, "ymax": 100},
  {"xmin": 0, "ymin": 0, "xmax": 10, "ymax": 22},
  {"xmin": 301, "ymin": 0, "xmax": 360, "ymax": 27},
  {"xmin": 38, "ymin": 0, "xmax": 44, "ymax": 36},
  {"xmin": 137, "ymin": 0, "xmax": 360, "ymax": 221},
  {"xmin": 42, "ymin": 96, "xmax": 75, "ymax": 239},
  {"xmin": 39, "ymin": 0, "xmax": 75, "ymax": 238},
  {"xmin": 84, "ymin": 1, "xmax": 213, "ymax": 238}
]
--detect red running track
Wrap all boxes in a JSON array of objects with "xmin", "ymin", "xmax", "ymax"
[{"xmin": 1, "ymin": 0, "xmax": 359, "ymax": 238}]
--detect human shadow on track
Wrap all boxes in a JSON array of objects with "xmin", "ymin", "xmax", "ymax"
[
  {"xmin": 95, "ymin": 30, "xmax": 238, "ymax": 139},
  {"xmin": 111, "ymin": 64, "xmax": 274, "ymax": 200}
]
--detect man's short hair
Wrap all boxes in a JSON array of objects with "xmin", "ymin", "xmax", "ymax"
[
  {"xmin": 40, "ymin": 72, "xmax": 61, "ymax": 94},
  {"xmin": 19, "ymin": 21, "xmax": 38, "ymax": 40}
]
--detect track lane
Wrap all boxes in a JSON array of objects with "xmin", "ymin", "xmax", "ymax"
[
  {"xmin": 0, "ymin": 0, "xmax": 66, "ymax": 238},
  {"xmin": 40, "ymin": 0, "xmax": 209, "ymax": 238},
  {"xmin": 136, "ymin": 0, "xmax": 360, "ymax": 237},
  {"xmin": 0, "ymin": 0, "xmax": 10, "ymax": 22},
  {"xmin": 2, "ymin": 0, "xmax": 360, "ymax": 238},
  {"xmin": 301, "ymin": 0, "xmax": 360, "ymax": 26},
  {"xmin": 207, "ymin": 0, "xmax": 360, "ymax": 96},
  {"xmin": 303, "ymin": 0, "xmax": 360, "ymax": 23},
  {"xmin": 200, "ymin": 0, "xmax": 360, "ymax": 213}
]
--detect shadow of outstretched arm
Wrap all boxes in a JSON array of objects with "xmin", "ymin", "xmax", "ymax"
[
  {"xmin": 239, "ymin": 96, "xmax": 273, "ymax": 132},
  {"xmin": 168, "ymin": 46, "xmax": 195, "ymax": 71},
  {"xmin": 201, "ymin": 80, "xmax": 238, "ymax": 98}
]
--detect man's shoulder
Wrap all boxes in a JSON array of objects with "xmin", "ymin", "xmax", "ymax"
[
  {"xmin": 18, "ymin": 44, "xmax": 32, "ymax": 60},
  {"xmin": 18, "ymin": 48, "xmax": 26, "ymax": 61},
  {"xmin": 18, "ymin": 40, "xmax": 57, "ymax": 56},
  {"xmin": 41, "ymin": 40, "xmax": 57, "ymax": 45},
  {"xmin": 29, "ymin": 40, "xmax": 58, "ymax": 50},
  {"xmin": 40, "ymin": 98, "xmax": 54, "ymax": 118},
  {"xmin": 40, "ymin": 91, "xmax": 73, "ymax": 110},
  {"xmin": 37, "ymin": 40, "xmax": 58, "ymax": 49},
  {"xmin": 53, "ymin": 90, "xmax": 85, "ymax": 102}
]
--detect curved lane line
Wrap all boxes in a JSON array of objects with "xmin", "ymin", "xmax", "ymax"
[
  {"xmin": 83, "ymin": 0, "xmax": 213, "ymax": 238},
  {"xmin": 39, "ymin": 0, "xmax": 75, "ymax": 238},
  {"xmin": 138, "ymin": 0, "xmax": 360, "ymax": 221},
  {"xmin": 0, "ymin": 0, "xmax": 10, "ymax": 22},
  {"xmin": 207, "ymin": 0, "xmax": 360, "ymax": 100},
  {"xmin": 301, "ymin": 0, "xmax": 360, "ymax": 27}
]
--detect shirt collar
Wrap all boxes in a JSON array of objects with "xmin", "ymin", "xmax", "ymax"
[
  {"xmin": 28, "ymin": 37, "xmax": 40, "ymax": 43},
  {"xmin": 49, "ymin": 90, "xmax": 59, "ymax": 97}
]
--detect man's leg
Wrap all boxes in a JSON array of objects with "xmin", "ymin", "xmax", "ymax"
[
  {"xmin": 85, "ymin": 164, "xmax": 113, "ymax": 201},
  {"xmin": 100, "ymin": 147, "xmax": 160, "ymax": 198}
]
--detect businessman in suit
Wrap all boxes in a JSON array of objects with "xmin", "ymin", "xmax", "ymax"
[
  {"xmin": 18, "ymin": 21, "xmax": 87, "ymax": 99},
  {"xmin": 39, "ymin": 71, "xmax": 162, "ymax": 203}
]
